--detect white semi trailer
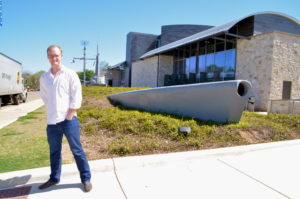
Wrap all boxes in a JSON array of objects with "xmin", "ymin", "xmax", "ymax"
[{"xmin": 0, "ymin": 53, "xmax": 27, "ymax": 107}]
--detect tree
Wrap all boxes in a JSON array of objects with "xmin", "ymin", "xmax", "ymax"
[
  {"xmin": 99, "ymin": 61, "xmax": 110, "ymax": 69},
  {"xmin": 77, "ymin": 70, "xmax": 95, "ymax": 82},
  {"xmin": 23, "ymin": 70, "xmax": 46, "ymax": 89}
]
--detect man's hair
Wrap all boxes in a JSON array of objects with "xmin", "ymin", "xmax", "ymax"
[{"xmin": 47, "ymin": 45, "xmax": 63, "ymax": 54}]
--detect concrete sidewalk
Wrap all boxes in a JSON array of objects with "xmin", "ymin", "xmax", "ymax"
[
  {"xmin": 0, "ymin": 99, "xmax": 44, "ymax": 129},
  {"xmin": 0, "ymin": 139, "xmax": 299, "ymax": 199}
]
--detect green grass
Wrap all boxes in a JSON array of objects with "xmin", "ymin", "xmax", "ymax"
[
  {"xmin": 0, "ymin": 106, "xmax": 49, "ymax": 173},
  {"xmin": 78, "ymin": 87, "xmax": 300, "ymax": 157},
  {"xmin": 17, "ymin": 111, "xmax": 43, "ymax": 121},
  {"xmin": 2, "ymin": 86, "xmax": 300, "ymax": 172},
  {"xmin": 2, "ymin": 131, "xmax": 24, "ymax": 136},
  {"xmin": 0, "ymin": 135, "xmax": 49, "ymax": 172}
]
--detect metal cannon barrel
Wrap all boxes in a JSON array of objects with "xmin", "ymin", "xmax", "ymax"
[{"xmin": 108, "ymin": 80, "xmax": 252, "ymax": 123}]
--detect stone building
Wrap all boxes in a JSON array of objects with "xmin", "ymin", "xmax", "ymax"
[
  {"xmin": 109, "ymin": 12, "xmax": 300, "ymax": 111},
  {"xmin": 106, "ymin": 25, "xmax": 213, "ymax": 87}
]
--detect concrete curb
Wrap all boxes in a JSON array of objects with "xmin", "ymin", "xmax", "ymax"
[
  {"xmin": 112, "ymin": 138, "xmax": 300, "ymax": 170},
  {"xmin": 1, "ymin": 139, "xmax": 299, "ymax": 189}
]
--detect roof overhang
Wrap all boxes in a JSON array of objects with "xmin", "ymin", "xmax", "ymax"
[
  {"xmin": 109, "ymin": 61, "xmax": 127, "ymax": 70},
  {"xmin": 140, "ymin": 11, "xmax": 299, "ymax": 60}
]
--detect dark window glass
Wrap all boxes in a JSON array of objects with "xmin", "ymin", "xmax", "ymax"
[
  {"xmin": 189, "ymin": 56, "xmax": 196, "ymax": 74},
  {"xmin": 179, "ymin": 59, "xmax": 184, "ymax": 74},
  {"xmin": 206, "ymin": 53, "xmax": 215, "ymax": 81},
  {"xmin": 198, "ymin": 55, "xmax": 205, "ymax": 73},
  {"xmin": 178, "ymin": 48, "xmax": 184, "ymax": 59},
  {"xmin": 173, "ymin": 49, "xmax": 179, "ymax": 60},
  {"xmin": 206, "ymin": 39, "xmax": 214, "ymax": 54},
  {"xmin": 172, "ymin": 39, "xmax": 236, "ymax": 85},
  {"xmin": 215, "ymin": 51, "xmax": 225, "ymax": 81},
  {"xmin": 226, "ymin": 40, "xmax": 236, "ymax": 50},
  {"xmin": 198, "ymin": 55, "xmax": 206, "ymax": 82},
  {"xmin": 216, "ymin": 40, "xmax": 225, "ymax": 52},
  {"xmin": 183, "ymin": 45, "xmax": 190, "ymax": 58},
  {"xmin": 282, "ymin": 81, "xmax": 292, "ymax": 99},
  {"xmin": 199, "ymin": 41, "xmax": 206, "ymax": 55},
  {"xmin": 224, "ymin": 49, "xmax": 236, "ymax": 80},
  {"xmin": 191, "ymin": 43, "xmax": 197, "ymax": 56},
  {"xmin": 185, "ymin": 58, "xmax": 190, "ymax": 77},
  {"xmin": 173, "ymin": 61, "xmax": 179, "ymax": 74}
]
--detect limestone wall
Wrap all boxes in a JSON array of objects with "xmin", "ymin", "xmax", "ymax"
[
  {"xmin": 270, "ymin": 32, "xmax": 300, "ymax": 100},
  {"xmin": 236, "ymin": 31, "xmax": 300, "ymax": 111},
  {"xmin": 157, "ymin": 55, "xmax": 173, "ymax": 87},
  {"xmin": 131, "ymin": 56, "xmax": 158, "ymax": 87},
  {"xmin": 236, "ymin": 32, "xmax": 274, "ymax": 111}
]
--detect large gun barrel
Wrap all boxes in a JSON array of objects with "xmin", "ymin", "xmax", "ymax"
[{"xmin": 108, "ymin": 80, "xmax": 252, "ymax": 123}]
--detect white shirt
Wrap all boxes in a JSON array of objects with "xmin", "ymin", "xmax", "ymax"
[{"xmin": 40, "ymin": 65, "xmax": 82, "ymax": 124}]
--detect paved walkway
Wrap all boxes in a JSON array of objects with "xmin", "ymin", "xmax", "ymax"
[
  {"xmin": 0, "ymin": 139, "xmax": 299, "ymax": 199},
  {"xmin": 0, "ymin": 99, "xmax": 44, "ymax": 129}
]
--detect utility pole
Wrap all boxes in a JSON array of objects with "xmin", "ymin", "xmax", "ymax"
[
  {"xmin": 95, "ymin": 44, "xmax": 100, "ymax": 76},
  {"xmin": 83, "ymin": 41, "xmax": 87, "ymax": 87},
  {"xmin": 72, "ymin": 41, "xmax": 97, "ymax": 86}
]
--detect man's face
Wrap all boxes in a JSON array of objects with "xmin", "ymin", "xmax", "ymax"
[{"xmin": 47, "ymin": 47, "xmax": 63, "ymax": 66}]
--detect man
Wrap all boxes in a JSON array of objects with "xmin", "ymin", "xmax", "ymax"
[{"xmin": 39, "ymin": 45, "xmax": 92, "ymax": 192}]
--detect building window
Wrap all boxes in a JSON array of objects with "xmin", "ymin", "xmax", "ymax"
[
  {"xmin": 198, "ymin": 55, "xmax": 206, "ymax": 82},
  {"xmin": 215, "ymin": 51, "xmax": 225, "ymax": 81},
  {"xmin": 206, "ymin": 39, "xmax": 214, "ymax": 54},
  {"xmin": 170, "ymin": 37, "xmax": 236, "ymax": 86},
  {"xmin": 206, "ymin": 53, "xmax": 215, "ymax": 81},
  {"xmin": 282, "ymin": 81, "xmax": 292, "ymax": 99},
  {"xmin": 224, "ymin": 49, "xmax": 236, "ymax": 80},
  {"xmin": 185, "ymin": 56, "xmax": 196, "ymax": 74}
]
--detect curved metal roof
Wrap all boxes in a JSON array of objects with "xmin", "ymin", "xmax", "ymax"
[{"xmin": 140, "ymin": 12, "xmax": 300, "ymax": 59}]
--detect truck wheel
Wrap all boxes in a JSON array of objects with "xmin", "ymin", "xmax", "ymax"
[
  {"xmin": 22, "ymin": 93, "xmax": 27, "ymax": 103},
  {"xmin": 13, "ymin": 95, "xmax": 20, "ymax": 105}
]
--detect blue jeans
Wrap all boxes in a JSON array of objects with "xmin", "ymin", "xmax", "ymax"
[{"xmin": 46, "ymin": 116, "xmax": 91, "ymax": 183}]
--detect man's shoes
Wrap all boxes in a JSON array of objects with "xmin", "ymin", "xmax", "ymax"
[
  {"xmin": 83, "ymin": 181, "xmax": 92, "ymax": 192},
  {"xmin": 38, "ymin": 180, "xmax": 58, "ymax": 190}
]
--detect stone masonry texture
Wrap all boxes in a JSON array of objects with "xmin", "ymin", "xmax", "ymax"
[
  {"xmin": 132, "ymin": 56, "xmax": 158, "ymax": 87},
  {"xmin": 236, "ymin": 31, "xmax": 300, "ymax": 111},
  {"xmin": 157, "ymin": 55, "xmax": 173, "ymax": 87}
]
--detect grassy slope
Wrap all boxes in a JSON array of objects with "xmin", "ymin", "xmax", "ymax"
[
  {"xmin": 78, "ymin": 87, "xmax": 300, "ymax": 158},
  {"xmin": 1, "ymin": 86, "xmax": 299, "ymax": 173}
]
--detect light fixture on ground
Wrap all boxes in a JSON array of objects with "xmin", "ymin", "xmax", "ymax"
[{"xmin": 178, "ymin": 126, "xmax": 191, "ymax": 136}]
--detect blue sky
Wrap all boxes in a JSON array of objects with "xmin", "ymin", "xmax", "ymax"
[{"xmin": 0, "ymin": 0, "xmax": 299, "ymax": 73}]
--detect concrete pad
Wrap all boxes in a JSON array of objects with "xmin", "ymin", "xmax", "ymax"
[
  {"xmin": 1, "ymin": 139, "xmax": 299, "ymax": 198},
  {"xmin": 114, "ymin": 158, "xmax": 286, "ymax": 199},
  {"xmin": 0, "ymin": 158, "xmax": 125, "ymax": 198},
  {"xmin": 28, "ymin": 170, "xmax": 125, "ymax": 199},
  {"xmin": 220, "ymin": 142, "xmax": 300, "ymax": 199},
  {"xmin": 0, "ymin": 99, "xmax": 44, "ymax": 129},
  {"xmin": 0, "ymin": 158, "xmax": 114, "ymax": 189}
]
